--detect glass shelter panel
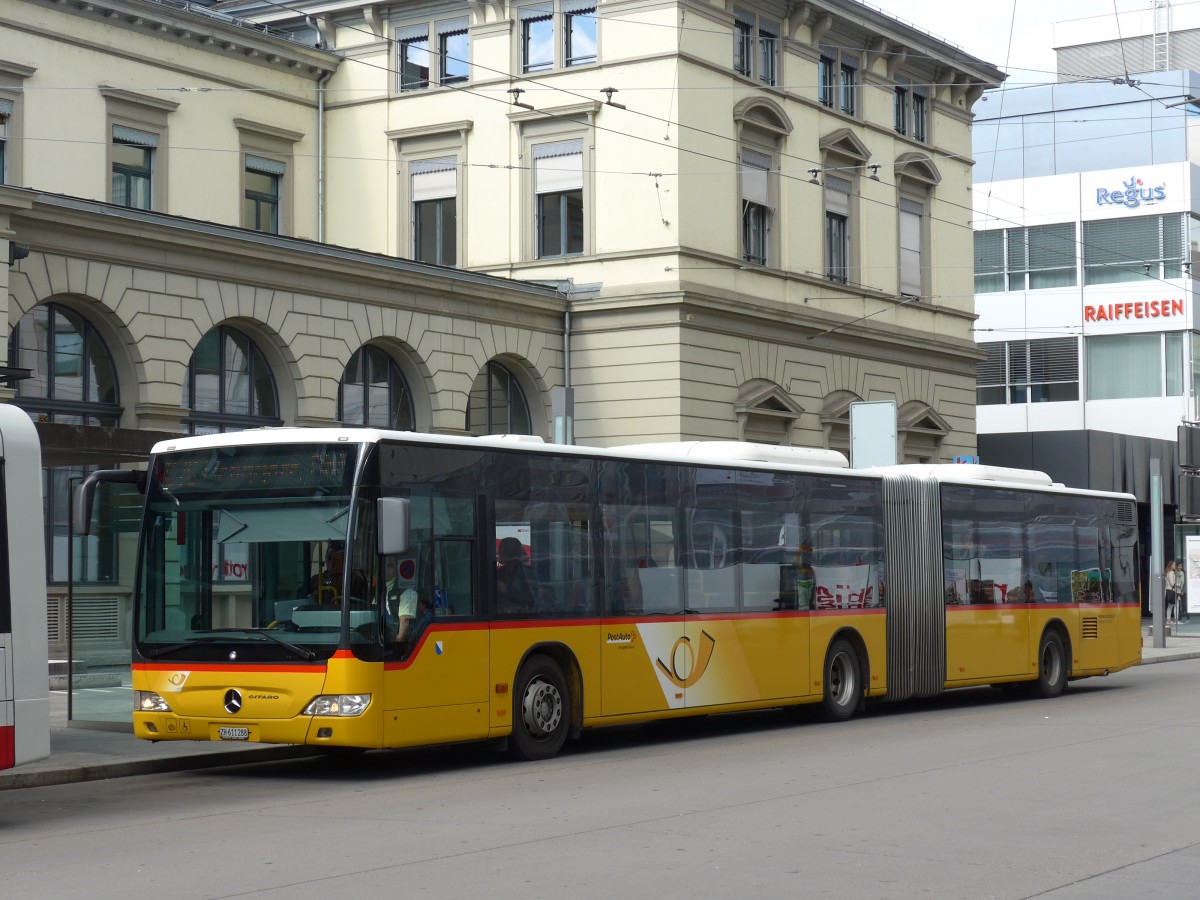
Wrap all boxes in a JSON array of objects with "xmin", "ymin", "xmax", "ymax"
[{"xmin": 69, "ymin": 478, "xmax": 142, "ymax": 726}]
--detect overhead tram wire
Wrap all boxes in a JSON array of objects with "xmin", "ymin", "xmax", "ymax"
[
  {"xmin": 241, "ymin": 0, "xmax": 1010, "ymax": 237},
  {"xmin": 75, "ymin": 0, "xmax": 1189, "ymax": 303},
  {"xmin": 278, "ymin": 0, "xmax": 1200, "ymax": 303}
]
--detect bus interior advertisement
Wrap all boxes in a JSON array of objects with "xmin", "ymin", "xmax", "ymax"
[
  {"xmin": 135, "ymin": 442, "xmax": 370, "ymax": 664},
  {"xmin": 81, "ymin": 431, "xmax": 1144, "ymax": 761}
]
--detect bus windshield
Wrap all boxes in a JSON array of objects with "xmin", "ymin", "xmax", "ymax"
[{"xmin": 135, "ymin": 442, "xmax": 365, "ymax": 662}]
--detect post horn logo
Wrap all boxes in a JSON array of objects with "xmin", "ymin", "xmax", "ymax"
[{"xmin": 655, "ymin": 630, "xmax": 716, "ymax": 689}]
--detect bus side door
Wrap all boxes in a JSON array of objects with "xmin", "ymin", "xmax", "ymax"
[{"xmin": 383, "ymin": 493, "xmax": 490, "ymax": 747}]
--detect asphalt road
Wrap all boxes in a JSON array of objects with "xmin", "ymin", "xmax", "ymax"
[{"xmin": 4, "ymin": 659, "xmax": 1200, "ymax": 899}]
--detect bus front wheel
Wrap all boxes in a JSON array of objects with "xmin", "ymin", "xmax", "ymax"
[
  {"xmin": 1034, "ymin": 630, "xmax": 1068, "ymax": 699},
  {"xmin": 511, "ymin": 656, "xmax": 570, "ymax": 761},
  {"xmin": 822, "ymin": 639, "xmax": 861, "ymax": 722}
]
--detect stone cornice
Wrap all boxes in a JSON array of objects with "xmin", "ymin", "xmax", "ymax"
[{"xmin": 20, "ymin": 0, "xmax": 339, "ymax": 78}]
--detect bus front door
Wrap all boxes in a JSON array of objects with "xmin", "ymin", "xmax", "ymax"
[{"xmin": 382, "ymin": 493, "xmax": 489, "ymax": 748}]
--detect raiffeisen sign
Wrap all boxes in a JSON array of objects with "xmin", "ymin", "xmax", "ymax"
[
  {"xmin": 1096, "ymin": 174, "xmax": 1166, "ymax": 208},
  {"xmin": 1084, "ymin": 298, "xmax": 1184, "ymax": 322}
]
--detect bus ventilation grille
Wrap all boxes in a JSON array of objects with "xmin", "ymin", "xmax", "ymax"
[
  {"xmin": 1117, "ymin": 502, "xmax": 1137, "ymax": 525},
  {"xmin": 1081, "ymin": 617, "xmax": 1099, "ymax": 640}
]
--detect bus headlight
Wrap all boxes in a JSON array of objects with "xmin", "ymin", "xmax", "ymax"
[
  {"xmin": 303, "ymin": 694, "xmax": 371, "ymax": 717},
  {"xmin": 135, "ymin": 691, "xmax": 172, "ymax": 713}
]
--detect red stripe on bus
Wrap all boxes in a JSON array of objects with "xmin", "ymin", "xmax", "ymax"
[{"xmin": 133, "ymin": 662, "xmax": 326, "ymax": 673}]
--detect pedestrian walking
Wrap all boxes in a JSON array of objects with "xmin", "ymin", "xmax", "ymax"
[
  {"xmin": 1178, "ymin": 559, "xmax": 1189, "ymax": 624},
  {"xmin": 1165, "ymin": 559, "xmax": 1179, "ymax": 625}
]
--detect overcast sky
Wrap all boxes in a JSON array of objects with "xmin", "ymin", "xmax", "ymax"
[{"xmin": 866, "ymin": 0, "xmax": 1185, "ymax": 85}]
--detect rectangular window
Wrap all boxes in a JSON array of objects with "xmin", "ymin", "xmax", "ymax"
[
  {"xmin": 733, "ymin": 10, "xmax": 753, "ymax": 77},
  {"xmin": 912, "ymin": 92, "xmax": 928, "ymax": 141},
  {"xmin": 412, "ymin": 157, "xmax": 457, "ymax": 266},
  {"xmin": 818, "ymin": 55, "xmax": 835, "ymax": 107},
  {"xmin": 112, "ymin": 126, "xmax": 156, "ymax": 210},
  {"xmin": 734, "ymin": 11, "xmax": 777, "ymax": 84},
  {"xmin": 740, "ymin": 148, "xmax": 771, "ymax": 265},
  {"xmin": 0, "ymin": 98, "xmax": 10, "ymax": 185},
  {"xmin": 437, "ymin": 18, "xmax": 469, "ymax": 84},
  {"xmin": 244, "ymin": 155, "xmax": 282, "ymax": 235},
  {"xmin": 534, "ymin": 140, "xmax": 583, "ymax": 258},
  {"xmin": 974, "ymin": 230, "xmax": 1005, "ymax": 293},
  {"xmin": 974, "ymin": 224, "xmax": 1077, "ymax": 292},
  {"xmin": 1083, "ymin": 214, "xmax": 1186, "ymax": 284},
  {"xmin": 522, "ymin": 5, "xmax": 554, "ymax": 73},
  {"xmin": 564, "ymin": 2, "xmax": 597, "ymax": 67},
  {"xmin": 398, "ymin": 25, "xmax": 430, "ymax": 91},
  {"xmin": 976, "ymin": 338, "xmax": 1079, "ymax": 405},
  {"xmin": 894, "ymin": 85, "xmax": 908, "ymax": 135},
  {"xmin": 825, "ymin": 175, "xmax": 851, "ymax": 283},
  {"xmin": 839, "ymin": 59, "xmax": 857, "ymax": 116},
  {"xmin": 1087, "ymin": 333, "xmax": 1183, "ymax": 400},
  {"xmin": 899, "ymin": 198, "xmax": 923, "ymax": 297},
  {"xmin": 758, "ymin": 19, "xmax": 779, "ymax": 86}
]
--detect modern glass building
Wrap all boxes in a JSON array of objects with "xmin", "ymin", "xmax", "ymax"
[{"xmin": 972, "ymin": 3, "xmax": 1200, "ymax": 607}]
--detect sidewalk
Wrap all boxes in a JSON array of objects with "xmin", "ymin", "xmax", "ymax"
[{"xmin": 5, "ymin": 631, "xmax": 1199, "ymax": 791}]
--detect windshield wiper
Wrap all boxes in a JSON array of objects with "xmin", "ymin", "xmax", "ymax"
[
  {"xmin": 144, "ymin": 630, "xmax": 317, "ymax": 661},
  {"xmin": 209, "ymin": 628, "xmax": 318, "ymax": 660},
  {"xmin": 143, "ymin": 640, "xmax": 208, "ymax": 659}
]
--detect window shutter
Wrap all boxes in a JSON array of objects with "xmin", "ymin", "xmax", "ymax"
[
  {"xmin": 976, "ymin": 343, "xmax": 1005, "ymax": 385},
  {"xmin": 899, "ymin": 198, "xmax": 923, "ymax": 296},
  {"xmin": 1163, "ymin": 212, "xmax": 1184, "ymax": 262},
  {"xmin": 437, "ymin": 17, "xmax": 468, "ymax": 36},
  {"xmin": 1084, "ymin": 217, "xmax": 1159, "ymax": 266},
  {"xmin": 825, "ymin": 175, "xmax": 851, "ymax": 216},
  {"xmin": 974, "ymin": 230, "xmax": 1003, "ymax": 275},
  {"xmin": 534, "ymin": 140, "xmax": 583, "ymax": 193},
  {"xmin": 1007, "ymin": 340, "xmax": 1029, "ymax": 385},
  {"xmin": 740, "ymin": 149, "xmax": 770, "ymax": 206},
  {"xmin": 411, "ymin": 156, "xmax": 457, "ymax": 201},
  {"xmin": 396, "ymin": 24, "xmax": 428, "ymax": 41},
  {"xmin": 113, "ymin": 125, "xmax": 158, "ymax": 147},
  {"xmin": 245, "ymin": 155, "xmax": 285, "ymax": 175},
  {"xmin": 1028, "ymin": 337, "xmax": 1078, "ymax": 382},
  {"xmin": 1006, "ymin": 227, "xmax": 1027, "ymax": 272},
  {"xmin": 519, "ymin": 3, "xmax": 553, "ymax": 21},
  {"xmin": 1027, "ymin": 223, "xmax": 1075, "ymax": 271}
]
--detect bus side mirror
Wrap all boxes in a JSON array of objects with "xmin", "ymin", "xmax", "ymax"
[
  {"xmin": 73, "ymin": 469, "xmax": 144, "ymax": 536},
  {"xmin": 378, "ymin": 497, "xmax": 411, "ymax": 556}
]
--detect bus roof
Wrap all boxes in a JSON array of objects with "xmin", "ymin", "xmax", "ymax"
[{"xmin": 148, "ymin": 428, "xmax": 1136, "ymax": 501}]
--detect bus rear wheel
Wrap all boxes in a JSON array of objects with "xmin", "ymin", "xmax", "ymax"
[
  {"xmin": 822, "ymin": 639, "xmax": 861, "ymax": 722},
  {"xmin": 1034, "ymin": 630, "xmax": 1068, "ymax": 699},
  {"xmin": 511, "ymin": 656, "xmax": 570, "ymax": 761}
]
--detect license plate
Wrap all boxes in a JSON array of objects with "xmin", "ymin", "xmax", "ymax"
[{"xmin": 218, "ymin": 726, "xmax": 249, "ymax": 741}]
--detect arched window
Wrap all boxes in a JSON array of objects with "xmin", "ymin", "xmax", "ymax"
[
  {"xmin": 467, "ymin": 361, "xmax": 531, "ymax": 436},
  {"xmin": 9, "ymin": 302, "xmax": 121, "ymax": 424},
  {"xmin": 9, "ymin": 303, "xmax": 122, "ymax": 585},
  {"xmin": 339, "ymin": 345, "xmax": 415, "ymax": 429},
  {"xmin": 184, "ymin": 325, "xmax": 279, "ymax": 434}
]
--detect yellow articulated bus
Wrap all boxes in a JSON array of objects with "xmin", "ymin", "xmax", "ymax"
[{"xmin": 75, "ymin": 430, "xmax": 1142, "ymax": 761}]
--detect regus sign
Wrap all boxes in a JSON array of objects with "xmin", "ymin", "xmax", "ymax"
[{"xmin": 1096, "ymin": 175, "xmax": 1166, "ymax": 208}]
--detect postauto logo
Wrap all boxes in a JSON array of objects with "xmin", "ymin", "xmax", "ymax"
[{"xmin": 1096, "ymin": 174, "xmax": 1166, "ymax": 209}]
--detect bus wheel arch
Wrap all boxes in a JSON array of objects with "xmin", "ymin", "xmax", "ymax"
[
  {"xmin": 509, "ymin": 644, "xmax": 581, "ymax": 761},
  {"xmin": 1034, "ymin": 624, "xmax": 1070, "ymax": 699},
  {"xmin": 822, "ymin": 630, "xmax": 868, "ymax": 722}
]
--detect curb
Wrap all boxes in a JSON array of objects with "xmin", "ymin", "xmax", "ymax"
[
  {"xmin": 1139, "ymin": 650, "xmax": 1200, "ymax": 665},
  {"xmin": 0, "ymin": 745, "xmax": 320, "ymax": 791},
  {"xmin": 6, "ymin": 650, "xmax": 1199, "ymax": 791}
]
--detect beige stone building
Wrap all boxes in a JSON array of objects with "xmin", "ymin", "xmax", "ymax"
[{"xmin": 0, "ymin": 0, "xmax": 1001, "ymax": 683}]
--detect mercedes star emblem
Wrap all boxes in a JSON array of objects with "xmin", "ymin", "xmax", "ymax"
[{"xmin": 224, "ymin": 688, "xmax": 243, "ymax": 715}]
